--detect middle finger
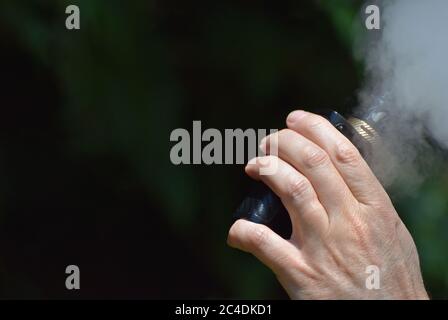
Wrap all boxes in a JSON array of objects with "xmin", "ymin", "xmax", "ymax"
[{"xmin": 261, "ymin": 129, "xmax": 355, "ymax": 217}]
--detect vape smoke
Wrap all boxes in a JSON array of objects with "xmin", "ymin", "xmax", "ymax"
[{"xmin": 356, "ymin": 0, "xmax": 448, "ymax": 188}]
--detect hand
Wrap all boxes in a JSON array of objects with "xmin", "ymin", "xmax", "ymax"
[{"xmin": 227, "ymin": 110, "xmax": 428, "ymax": 299}]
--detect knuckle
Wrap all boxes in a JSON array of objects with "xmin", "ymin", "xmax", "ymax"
[
  {"xmin": 278, "ymin": 128, "xmax": 295, "ymax": 141},
  {"xmin": 304, "ymin": 114, "xmax": 327, "ymax": 130},
  {"xmin": 364, "ymin": 192, "xmax": 394, "ymax": 214},
  {"xmin": 347, "ymin": 217, "xmax": 369, "ymax": 244},
  {"xmin": 351, "ymin": 218, "xmax": 368, "ymax": 236},
  {"xmin": 301, "ymin": 199, "xmax": 323, "ymax": 218},
  {"xmin": 291, "ymin": 256, "xmax": 305, "ymax": 270},
  {"xmin": 336, "ymin": 142, "xmax": 361, "ymax": 166},
  {"xmin": 250, "ymin": 225, "xmax": 270, "ymax": 248},
  {"xmin": 287, "ymin": 175, "xmax": 311, "ymax": 200},
  {"xmin": 285, "ymin": 256, "xmax": 305, "ymax": 273},
  {"xmin": 346, "ymin": 214, "xmax": 373, "ymax": 248},
  {"xmin": 303, "ymin": 145, "xmax": 329, "ymax": 168}
]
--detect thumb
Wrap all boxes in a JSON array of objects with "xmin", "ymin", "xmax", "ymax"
[{"xmin": 227, "ymin": 219, "xmax": 303, "ymax": 277}]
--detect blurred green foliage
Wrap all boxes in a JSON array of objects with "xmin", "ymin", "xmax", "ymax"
[{"xmin": 0, "ymin": 0, "xmax": 447, "ymax": 299}]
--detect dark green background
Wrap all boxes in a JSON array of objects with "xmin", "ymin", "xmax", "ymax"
[{"xmin": 0, "ymin": 0, "xmax": 447, "ymax": 299}]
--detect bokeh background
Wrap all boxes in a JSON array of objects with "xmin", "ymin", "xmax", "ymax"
[{"xmin": 0, "ymin": 0, "xmax": 447, "ymax": 299}]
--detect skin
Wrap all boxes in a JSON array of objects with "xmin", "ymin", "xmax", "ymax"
[{"xmin": 227, "ymin": 110, "xmax": 428, "ymax": 300}]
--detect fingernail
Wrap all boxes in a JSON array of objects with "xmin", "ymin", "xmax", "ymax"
[{"xmin": 287, "ymin": 110, "xmax": 307, "ymax": 124}]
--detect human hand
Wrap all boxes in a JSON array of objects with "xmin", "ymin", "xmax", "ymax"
[{"xmin": 228, "ymin": 110, "xmax": 428, "ymax": 299}]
